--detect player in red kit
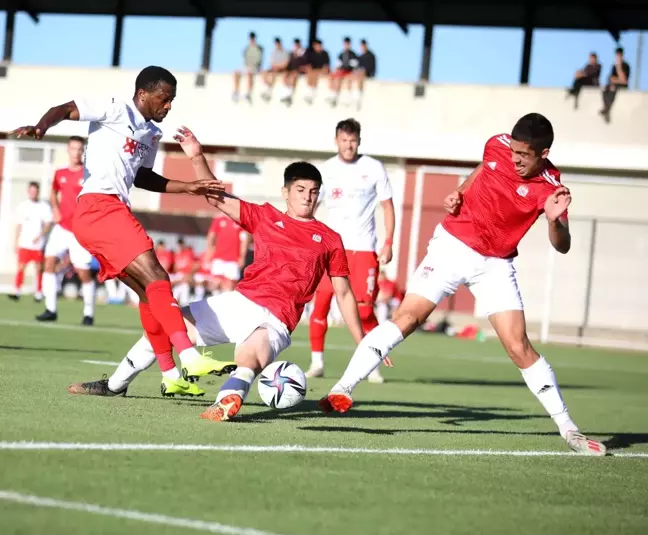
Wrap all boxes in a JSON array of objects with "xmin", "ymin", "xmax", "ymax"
[
  {"xmin": 35, "ymin": 136, "xmax": 96, "ymax": 324},
  {"xmin": 171, "ymin": 238, "xmax": 196, "ymax": 306},
  {"xmin": 193, "ymin": 248, "xmax": 215, "ymax": 301},
  {"xmin": 71, "ymin": 131, "xmax": 368, "ymax": 422},
  {"xmin": 154, "ymin": 240, "xmax": 175, "ymax": 274},
  {"xmin": 14, "ymin": 66, "xmax": 234, "ymax": 399},
  {"xmin": 206, "ymin": 213, "xmax": 250, "ymax": 293},
  {"xmin": 320, "ymin": 114, "xmax": 606, "ymax": 456}
]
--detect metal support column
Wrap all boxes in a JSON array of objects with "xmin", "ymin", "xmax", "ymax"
[
  {"xmin": 520, "ymin": 5, "xmax": 534, "ymax": 85},
  {"xmin": 578, "ymin": 219, "xmax": 598, "ymax": 344},
  {"xmin": 309, "ymin": 0, "xmax": 321, "ymax": 44},
  {"xmin": 414, "ymin": 7, "xmax": 433, "ymax": 97},
  {"xmin": 196, "ymin": 16, "xmax": 216, "ymax": 87},
  {"xmin": 112, "ymin": 0, "xmax": 125, "ymax": 67}
]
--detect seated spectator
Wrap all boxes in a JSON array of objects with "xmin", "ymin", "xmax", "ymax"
[
  {"xmin": 261, "ymin": 37, "xmax": 289, "ymax": 101},
  {"xmin": 232, "ymin": 32, "xmax": 263, "ymax": 103},
  {"xmin": 566, "ymin": 52, "xmax": 600, "ymax": 109},
  {"xmin": 326, "ymin": 37, "xmax": 359, "ymax": 106},
  {"xmin": 303, "ymin": 39, "xmax": 330, "ymax": 104},
  {"xmin": 349, "ymin": 39, "xmax": 377, "ymax": 107},
  {"xmin": 600, "ymin": 47, "xmax": 631, "ymax": 123},
  {"xmin": 279, "ymin": 38, "xmax": 308, "ymax": 103}
]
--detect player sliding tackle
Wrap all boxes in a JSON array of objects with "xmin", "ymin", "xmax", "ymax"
[
  {"xmin": 320, "ymin": 113, "xmax": 606, "ymax": 456},
  {"xmin": 12, "ymin": 66, "xmax": 236, "ymax": 398},
  {"xmin": 70, "ymin": 127, "xmax": 370, "ymax": 422}
]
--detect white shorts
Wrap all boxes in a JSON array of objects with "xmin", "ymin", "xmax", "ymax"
[
  {"xmin": 44, "ymin": 224, "xmax": 93, "ymax": 269},
  {"xmin": 211, "ymin": 259, "xmax": 241, "ymax": 281},
  {"xmin": 407, "ymin": 225, "xmax": 523, "ymax": 317},
  {"xmin": 193, "ymin": 273, "xmax": 212, "ymax": 284},
  {"xmin": 189, "ymin": 291, "xmax": 291, "ymax": 361}
]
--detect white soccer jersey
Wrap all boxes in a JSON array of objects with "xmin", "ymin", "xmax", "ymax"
[
  {"xmin": 75, "ymin": 98, "xmax": 162, "ymax": 206},
  {"xmin": 15, "ymin": 200, "xmax": 53, "ymax": 250},
  {"xmin": 318, "ymin": 155, "xmax": 393, "ymax": 252}
]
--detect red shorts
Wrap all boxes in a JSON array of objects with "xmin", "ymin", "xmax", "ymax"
[
  {"xmin": 73, "ymin": 194, "xmax": 153, "ymax": 282},
  {"xmin": 316, "ymin": 250, "xmax": 379, "ymax": 304},
  {"xmin": 18, "ymin": 248, "xmax": 44, "ymax": 265},
  {"xmin": 330, "ymin": 69, "xmax": 353, "ymax": 79}
]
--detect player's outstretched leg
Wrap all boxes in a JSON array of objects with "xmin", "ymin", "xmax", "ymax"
[
  {"xmin": 319, "ymin": 294, "xmax": 433, "ymax": 413},
  {"xmin": 307, "ymin": 289, "xmax": 334, "ymax": 378},
  {"xmin": 201, "ymin": 328, "xmax": 273, "ymax": 422},
  {"xmin": 358, "ymin": 301, "xmax": 384, "ymax": 384},
  {"xmin": 490, "ymin": 310, "xmax": 606, "ymax": 456}
]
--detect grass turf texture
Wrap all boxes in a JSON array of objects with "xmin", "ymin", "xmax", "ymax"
[{"xmin": 0, "ymin": 299, "xmax": 647, "ymax": 535}]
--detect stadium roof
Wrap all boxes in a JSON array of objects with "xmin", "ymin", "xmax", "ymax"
[{"xmin": 4, "ymin": 0, "xmax": 648, "ymax": 38}]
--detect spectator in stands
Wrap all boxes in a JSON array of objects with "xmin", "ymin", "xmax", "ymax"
[
  {"xmin": 232, "ymin": 32, "xmax": 263, "ymax": 103},
  {"xmin": 566, "ymin": 52, "xmax": 601, "ymax": 109},
  {"xmin": 304, "ymin": 39, "xmax": 330, "ymax": 104},
  {"xmin": 261, "ymin": 37, "xmax": 289, "ymax": 101},
  {"xmin": 326, "ymin": 37, "xmax": 359, "ymax": 106},
  {"xmin": 279, "ymin": 38, "xmax": 307, "ymax": 103},
  {"xmin": 600, "ymin": 47, "xmax": 631, "ymax": 124},
  {"xmin": 349, "ymin": 39, "xmax": 377, "ymax": 107}
]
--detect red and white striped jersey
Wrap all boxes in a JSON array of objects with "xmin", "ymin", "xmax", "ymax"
[{"xmin": 442, "ymin": 133, "xmax": 565, "ymax": 258}]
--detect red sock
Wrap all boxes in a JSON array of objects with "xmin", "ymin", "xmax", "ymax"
[
  {"xmin": 145, "ymin": 280, "xmax": 194, "ymax": 353},
  {"xmin": 14, "ymin": 269, "xmax": 25, "ymax": 291},
  {"xmin": 309, "ymin": 292, "xmax": 333, "ymax": 352},
  {"xmin": 359, "ymin": 305, "xmax": 379, "ymax": 335},
  {"xmin": 139, "ymin": 302, "xmax": 175, "ymax": 372},
  {"xmin": 36, "ymin": 272, "xmax": 43, "ymax": 293}
]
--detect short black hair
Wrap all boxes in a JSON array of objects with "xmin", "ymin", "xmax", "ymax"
[
  {"xmin": 590, "ymin": 51, "xmax": 597, "ymax": 58},
  {"xmin": 615, "ymin": 47, "xmax": 624, "ymax": 55},
  {"xmin": 28, "ymin": 181, "xmax": 40, "ymax": 189},
  {"xmin": 335, "ymin": 118, "xmax": 361, "ymax": 137},
  {"xmin": 361, "ymin": 39, "xmax": 368, "ymax": 45},
  {"xmin": 284, "ymin": 161, "xmax": 322, "ymax": 188},
  {"xmin": 68, "ymin": 135, "xmax": 84, "ymax": 144},
  {"xmin": 156, "ymin": 239, "xmax": 165, "ymax": 247},
  {"xmin": 294, "ymin": 38, "xmax": 301, "ymax": 45},
  {"xmin": 511, "ymin": 113, "xmax": 554, "ymax": 153},
  {"xmin": 274, "ymin": 37, "xmax": 281, "ymax": 44},
  {"xmin": 177, "ymin": 238, "xmax": 185, "ymax": 246},
  {"xmin": 135, "ymin": 66, "xmax": 177, "ymax": 93},
  {"xmin": 314, "ymin": 39, "xmax": 322, "ymax": 45},
  {"xmin": 249, "ymin": 32, "xmax": 256, "ymax": 39}
]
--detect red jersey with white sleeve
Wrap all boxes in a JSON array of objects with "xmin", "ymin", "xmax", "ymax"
[
  {"xmin": 52, "ymin": 167, "xmax": 84, "ymax": 231},
  {"xmin": 235, "ymin": 202, "xmax": 349, "ymax": 332},
  {"xmin": 319, "ymin": 155, "xmax": 392, "ymax": 252},
  {"xmin": 209, "ymin": 215, "xmax": 245, "ymax": 262},
  {"xmin": 74, "ymin": 98, "xmax": 162, "ymax": 207},
  {"xmin": 442, "ymin": 133, "xmax": 566, "ymax": 259},
  {"xmin": 174, "ymin": 248, "xmax": 196, "ymax": 275},
  {"xmin": 156, "ymin": 248, "xmax": 175, "ymax": 274}
]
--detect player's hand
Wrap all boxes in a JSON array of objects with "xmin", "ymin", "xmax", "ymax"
[
  {"xmin": 174, "ymin": 126, "xmax": 203, "ymax": 159},
  {"xmin": 383, "ymin": 356, "xmax": 394, "ymax": 368},
  {"xmin": 379, "ymin": 243, "xmax": 393, "ymax": 264},
  {"xmin": 205, "ymin": 193, "xmax": 224, "ymax": 207},
  {"xmin": 10, "ymin": 125, "xmax": 47, "ymax": 140},
  {"xmin": 184, "ymin": 178, "xmax": 224, "ymax": 196},
  {"xmin": 545, "ymin": 186, "xmax": 571, "ymax": 222},
  {"xmin": 444, "ymin": 190, "xmax": 462, "ymax": 215}
]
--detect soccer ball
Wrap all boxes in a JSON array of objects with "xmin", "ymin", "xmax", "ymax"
[{"xmin": 257, "ymin": 361, "xmax": 307, "ymax": 410}]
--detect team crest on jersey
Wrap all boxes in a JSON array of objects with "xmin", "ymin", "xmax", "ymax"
[
  {"xmin": 488, "ymin": 161, "xmax": 497, "ymax": 170},
  {"xmin": 516, "ymin": 185, "xmax": 529, "ymax": 197},
  {"xmin": 312, "ymin": 234, "xmax": 322, "ymax": 243},
  {"xmin": 275, "ymin": 221, "xmax": 284, "ymax": 229},
  {"xmin": 331, "ymin": 188, "xmax": 343, "ymax": 199}
]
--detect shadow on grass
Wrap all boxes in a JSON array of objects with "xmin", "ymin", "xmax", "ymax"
[
  {"xmin": 602, "ymin": 433, "xmax": 648, "ymax": 450},
  {"xmin": 385, "ymin": 378, "xmax": 600, "ymax": 390},
  {"xmin": 0, "ymin": 345, "xmax": 110, "ymax": 355}
]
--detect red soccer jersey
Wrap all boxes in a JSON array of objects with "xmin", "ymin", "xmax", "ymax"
[
  {"xmin": 235, "ymin": 202, "xmax": 349, "ymax": 332},
  {"xmin": 174, "ymin": 248, "xmax": 196, "ymax": 274},
  {"xmin": 156, "ymin": 248, "xmax": 175, "ymax": 274},
  {"xmin": 442, "ymin": 133, "xmax": 566, "ymax": 258},
  {"xmin": 209, "ymin": 215, "xmax": 244, "ymax": 262},
  {"xmin": 379, "ymin": 278, "xmax": 404, "ymax": 301},
  {"xmin": 52, "ymin": 167, "xmax": 84, "ymax": 231}
]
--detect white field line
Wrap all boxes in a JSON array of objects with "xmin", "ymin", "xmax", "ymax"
[
  {"xmin": 0, "ymin": 441, "xmax": 646, "ymax": 458},
  {"xmin": 0, "ymin": 490, "xmax": 285, "ymax": 535},
  {"xmin": 81, "ymin": 360, "xmax": 120, "ymax": 366}
]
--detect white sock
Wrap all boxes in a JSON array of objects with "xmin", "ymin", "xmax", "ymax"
[
  {"xmin": 162, "ymin": 368, "xmax": 182, "ymax": 380},
  {"xmin": 335, "ymin": 321, "xmax": 403, "ymax": 393},
  {"xmin": 178, "ymin": 347, "xmax": 202, "ymax": 366},
  {"xmin": 42, "ymin": 272, "xmax": 57, "ymax": 312},
  {"xmin": 194, "ymin": 285, "xmax": 206, "ymax": 301},
  {"xmin": 215, "ymin": 366, "xmax": 255, "ymax": 403},
  {"xmin": 377, "ymin": 302, "xmax": 389, "ymax": 324},
  {"xmin": 108, "ymin": 336, "xmax": 157, "ymax": 392},
  {"xmin": 520, "ymin": 356, "xmax": 577, "ymax": 439},
  {"xmin": 82, "ymin": 281, "xmax": 95, "ymax": 317},
  {"xmin": 311, "ymin": 351, "xmax": 324, "ymax": 368}
]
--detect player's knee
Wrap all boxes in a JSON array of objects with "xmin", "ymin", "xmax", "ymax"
[
  {"xmin": 391, "ymin": 307, "xmax": 424, "ymax": 337},
  {"xmin": 504, "ymin": 337, "xmax": 537, "ymax": 368},
  {"xmin": 44, "ymin": 257, "xmax": 57, "ymax": 272}
]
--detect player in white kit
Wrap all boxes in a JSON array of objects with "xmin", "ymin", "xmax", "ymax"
[
  {"xmin": 9, "ymin": 182, "xmax": 53, "ymax": 301},
  {"xmin": 307, "ymin": 118, "xmax": 395, "ymax": 383}
]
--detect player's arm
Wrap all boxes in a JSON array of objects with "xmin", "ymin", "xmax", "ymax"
[
  {"xmin": 133, "ymin": 167, "xmax": 222, "ymax": 196},
  {"xmin": 13, "ymin": 223, "xmax": 21, "ymax": 253},
  {"xmin": 205, "ymin": 229, "xmax": 217, "ymax": 257},
  {"xmin": 379, "ymin": 198, "xmax": 395, "ymax": 264},
  {"xmin": 331, "ymin": 276, "xmax": 364, "ymax": 344},
  {"xmin": 11, "ymin": 101, "xmax": 80, "ymax": 139},
  {"xmin": 205, "ymin": 193, "xmax": 241, "ymax": 224},
  {"xmin": 444, "ymin": 163, "xmax": 483, "ymax": 215},
  {"xmin": 239, "ymin": 232, "xmax": 251, "ymax": 267},
  {"xmin": 545, "ymin": 187, "xmax": 571, "ymax": 254}
]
